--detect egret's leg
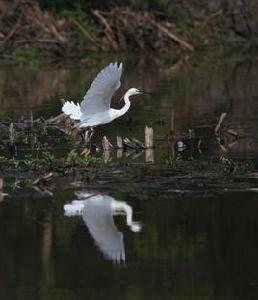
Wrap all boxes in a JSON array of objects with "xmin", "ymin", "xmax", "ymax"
[
  {"xmin": 80, "ymin": 129, "xmax": 86, "ymax": 141},
  {"xmin": 84, "ymin": 129, "xmax": 91, "ymax": 144},
  {"xmin": 89, "ymin": 127, "xmax": 95, "ymax": 140}
]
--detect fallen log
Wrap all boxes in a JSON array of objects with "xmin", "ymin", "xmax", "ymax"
[
  {"xmin": 123, "ymin": 137, "xmax": 145, "ymax": 149},
  {"xmin": 151, "ymin": 21, "xmax": 194, "ymax": 51},
  {"xmin": 215, "ymin": 112, "xmax": 227, "ymax": 134}
]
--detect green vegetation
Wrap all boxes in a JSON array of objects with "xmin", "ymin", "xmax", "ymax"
[
  {"xmin": 213, "ymin": 156, "xmax": 255, "ymax": 175},
  {"xmin": 58, "ymin": 8, "xmax": 99, "ymax": 52},
  {"xmin": 66, "ymin": 148, "xmax": 104, "ymax": 168},
  {"xmin": 0, "ymin": 149, "xmax": 105, "ymax": 172},
  {"xmin": 0, "ymin": 122, "xmax": 106, "ymax": 176},
  {"xmin": 12, "ymin": 47, "xmax": 43, "ymax": 68}
]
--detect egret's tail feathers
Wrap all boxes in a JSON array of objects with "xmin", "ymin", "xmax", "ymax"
[
  {"xmin": 62, "ymin": 101, "xmax": 82, "ymax": 120},
  {"xmin": 64, "ymin": 200, "xmax": 85, "ymax": 216}
]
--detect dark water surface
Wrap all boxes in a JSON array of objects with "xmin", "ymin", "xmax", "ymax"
[
  {"xmin": 1, "ymin": 189, "xmax": 258, "ymax": 300},
  {"xmin": 1, "ymin": 55, "xmax": 258, "ymax": 299}
]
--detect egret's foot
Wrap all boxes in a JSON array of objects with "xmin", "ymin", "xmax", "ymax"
[{"xmin": 81, "ymin": 128, "xmax": 95, "ymax": 145}]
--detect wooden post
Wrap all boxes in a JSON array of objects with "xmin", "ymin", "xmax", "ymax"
[
  {"xmin": 145, "ymin": 126, "xmax": 154, "ymax": 148},
  {"xmin": 9, "ymin": 122, "xmax": 15, "ymax": 146},
  {"xmin": 102, "ymin": 136, "xmax": 113, "ymax": 151}
]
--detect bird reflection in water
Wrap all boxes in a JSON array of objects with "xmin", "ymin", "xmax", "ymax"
[{"xmin": 64, "ymin": 192, "xmax": 142, "ymax": 263}]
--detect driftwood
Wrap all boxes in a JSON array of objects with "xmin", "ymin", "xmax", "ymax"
[
  {"xmin": 227, "ymin": 129, "xmax": 239, "ymax": 139},
  {"xmin": 100, "ymin": 127, "xmax": 154, "ymax": 161},
  {"xmin": 123, "ymin": 137, "xmax": 146, "ymax": 149},
  {"xmin": 0, "ymin": 2, "xmax": 195, "ymax": 54},
  {"xmin": 33, "ymin": 185, "xmax": 53, "ymax": 196},
  {"xmin": 215, "ymin": 112, "xmax": 227, "ymax": 134},
  {"xmin": 46, "ymin": 113, "xmax": 66, "ymax": 125},
  {"xmin": 201, "ymin": 9, "xmax": 223, "ymax": 29},
  {"xmin": 71, "ymin": 19, "xmax": 102, "ymax": 49},
  {"xmin": 92, "ymin": 10, "xmax": 118, "ymax": 50},
  {"xmin": 33, "ymin": 172, "xmax": 53, "ymax": 185},
  {"xmin": 92, "ymin": 8, "xmax": 194, "ymax": 52},
  {"xmin": 151, "ymin": 21, "xmax": 194, "ymax": 51},
  {"xmin": 0, "ymin": 1, "xmax": 68, "ymax": 54}
]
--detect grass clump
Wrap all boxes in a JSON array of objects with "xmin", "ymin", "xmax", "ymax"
[
  {"xmin": 66, "ymin": 148, "xmax": 104, "ymax": 168},
  {"xmin": 213, "ymin": 156, "xmax": 255, "ymax": 175}
]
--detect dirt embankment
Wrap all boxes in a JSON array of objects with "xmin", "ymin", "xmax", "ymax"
[
  {"xmin": 188, "ymin": 0, "xmax": 258, "ymax": 44},
  {"xmin": 0, "ymin": 0, "xmax": 257, "ymax": 58}
]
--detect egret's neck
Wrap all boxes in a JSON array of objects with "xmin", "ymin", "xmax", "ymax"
[
  {"xmin": 117, "ymin": 90, "xmax": 132, "ymax": 118},
  {"xmin": 111, "ymin": 201, "xmax": 133, "ymax": 227}
]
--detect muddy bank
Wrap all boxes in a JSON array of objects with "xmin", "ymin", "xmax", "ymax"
[
  {"xmin": 0, "ymin": 116, "xmax": 255, "ymax": 196},
  {"xmin": 0, "ymin": 159, "xmax": 257, "ymax": 200}
]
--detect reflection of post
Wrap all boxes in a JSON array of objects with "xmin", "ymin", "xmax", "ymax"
[
  {"xmin": 42, "ymin": 221, "xmax": 52, "ymax": 264},
  {"xmin": 116, "ymin": 136, "xmax": 123, "ymax": 158},
  {"xmin": 169, "ymin": 142, "xmax": 175, "ymax": 160},
  {"xmin": 0, "ymin": 178, "xmax": 8, "ymax": 203},
  {"xmin": 169, "ymin": 110, "xmax": 175, "ymax": 161},
  {"xmin": 117, "ymin": 149, "xmax": 123, "ymax": 159},
  {"xmin": 170, "ymin": 109, "xmax": 174, "ymax": 131},
  {"xmin": 145, "ymin": 148, "xmax": 154, "ymax": 163},
  {"xmin": 103, "ymin": 150, "xmax": 110, "ymax": 162}
]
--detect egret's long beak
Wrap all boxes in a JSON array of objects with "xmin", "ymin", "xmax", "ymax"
[{"xmin": 141, "ymin": 91, "xmax": 152, "ymax": 94}]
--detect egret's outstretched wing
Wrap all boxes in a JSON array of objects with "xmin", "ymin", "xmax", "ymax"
[
  {"xmin": 80, "ymin": 62, "xmax": 123, "ymax": 116},
  {"xmin": 82, "ymin": 195, "xmax": 125, "ymax": 263}
]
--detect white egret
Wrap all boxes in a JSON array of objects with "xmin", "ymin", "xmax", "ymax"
[
  {"xmin": 64, "ymin": 191, "xmax": 142, "ymax": 263},
  {"xmin": 62, "ymin": 62, "xmax": 143, "ymax": 141}
]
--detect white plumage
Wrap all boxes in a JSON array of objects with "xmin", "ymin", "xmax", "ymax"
[
  {"xmin": 62, "ymin": 62, "xmax": 142, "ymax": 130},
  {"xmin": 62, "ymin": 101, "xmax": 82, "ymax": 120},
  {"xmin": 64, "ymin": 192, "xmax": 142, "ymax": 263}
]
